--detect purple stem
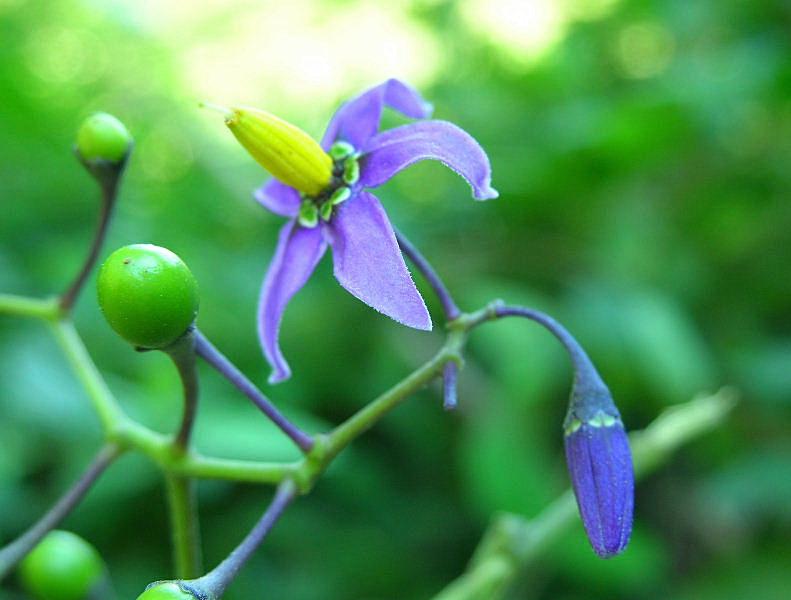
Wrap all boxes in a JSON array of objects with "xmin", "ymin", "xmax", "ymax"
[
  {"xmin": 193, "ymin": 330, "xmax": 314, "ymax": 453},
  {"xmin": 494, "ymin": 305, "xmax": 604, "ymax": 390},
  {"xmin": 0, "ymin": 444, "xmax": 120, "ymax": 580},
  {"xmin": 190, "ymin": 480, "xmax": 297, "ymax": 597},
  {"xmin": 395, "ymin": 229, "xmax": 461, "ymax": 321},
  {"xmin": 443, "ymin": 362, "xmax": 458, "ymax": 411}
]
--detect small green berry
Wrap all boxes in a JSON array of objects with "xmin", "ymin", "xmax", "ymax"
[
  {"xmin": 97, "ymin": 244, "xmax": 199, "ymax": 349},
  {"xmin": 19, "ymin": 530, "xmax": 105, "ymax": 600},
  {"xmin": 76, "ymin": 112, "xmax": 132, "ymax": 163},
  {"xmin": 136, "ymin": 582, "xmax": 196, "ymax": 600}
]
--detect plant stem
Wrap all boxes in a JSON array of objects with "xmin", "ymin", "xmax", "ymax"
[
  {"xmin": 0, "ymin": 444, "xmax": 121, "ymax": 580},
  {"xmin": 189, "ymin": 480, "xmax": 297, "ymax": 598},
  {"xmin": 432, "ymin": 389, "xmax": 737, "ymax": 600},
  {"xmin": 166, "ymin": 331, "xmax": 200, "ymax": 450},
  {"xmin": 395, "ymin": 229, "xmax": 461, "ymax": 321},
  {"xmin": 194, "ymin": 329, "xmax": 314, "ymax": 453},
  {"xmin": 164, "ymin": 474, "xmax": 203, "ymax": 579},
  {"xmin": 60, "ymin": 171, "xmax": 123, "ymax": 311},
  {"xmin": 0, "ymin": 294, "xmax": 59, "ymax": 320},
  {"xmin": 49, "ymin": 318, "xmax": 125, "ymax": 432}
]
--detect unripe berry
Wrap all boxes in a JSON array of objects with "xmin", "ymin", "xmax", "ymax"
[
  {"xmin": 136, "ymin": 582, "xmax": 196, "ymax": 600},
  {"xmin": 97, "ymin": 244, "xmax": 199, "ymax": 349},
  {"xmin": 75, "ymin": 112, "xmax": 132, "ymax": 163},
  {"xmin": 19, "ymin": 530, "xmax": 105, "ymax": 600}
]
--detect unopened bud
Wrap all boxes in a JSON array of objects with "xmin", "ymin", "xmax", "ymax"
[{"xmin": 563, "ymin": 383, "xmax": 634, "ymax": 558}]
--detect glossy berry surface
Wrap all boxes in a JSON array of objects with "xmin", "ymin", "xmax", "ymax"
[
  {"xmin": 75, "ymin": 112, "xmax": 132, "ymax": 163},
  {"xmin": 97, "ymin": 244, "xmax": 199, "ymax": 348},
  {"xmin": 19, "ymin": 530, "xmax": 105, "ymax": 600},
  {"xmin": 136, "ymin": 582, "xmax": 196, "ymax": 600}
]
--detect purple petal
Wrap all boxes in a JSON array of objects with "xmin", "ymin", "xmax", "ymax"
[
  {"xmin": 327, "ymin": 191, "xmax": 431, "ymax": 331},
  {"xmin": 321, "ymin": 79, "xmax": 433, "ymax": 150},
  {"xmin": 254, "ymin": 179, "xmax": 301, "ymax": 218},
  {"xmin": 258, "ymin": 220, "xmax": 328, "ymax": 383},
  {"xmin": 360, "ymin": 120, "xmax": 499, "ymax": 200},
  {"xmin": 564, "ymin": 418, "xmax": 634, "ymax": 558}
]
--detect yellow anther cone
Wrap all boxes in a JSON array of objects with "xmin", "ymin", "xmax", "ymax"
[{"xmin": 222, "ymin": 106, "xmax": 333, "ymax": 196}]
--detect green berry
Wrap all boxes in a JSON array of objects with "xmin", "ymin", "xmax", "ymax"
[
  {"xmin": 76, "ymin": 112, "xmax": 132, "ymax": 163},
  {"xmin": 136, "ymin": 582, "xmax": 196, "ymax": 600},
  {"xmin": 97, "ymin": 244, "xmax": 199, "ymax": 348},
  {"xmin": 19, "ymin": 530, "xmax": 105, "ymax": 600}
]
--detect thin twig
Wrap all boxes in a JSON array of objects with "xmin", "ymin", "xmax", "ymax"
[{"xmin": 194, "ymin": 330, "xmax": 314, "ymax": 453}]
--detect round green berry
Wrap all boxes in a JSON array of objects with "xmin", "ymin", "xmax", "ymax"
[
  {"xmin": 97, "ymin": 244, "xmax": 199, "ymax": 349},
  {"xmin": 136, "ymin": 582, "xmax": 196, "ymax": 600},
  {"xmin": 19, "ymin": 530, "xmax": 105, "ymax": 600},
  {"xmin": 76, "ymin": 112, "xmax": 132, "ymax": 163}
]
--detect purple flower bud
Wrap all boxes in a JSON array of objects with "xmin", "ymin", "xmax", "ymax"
[{"xmin": 563, "ymin": 385, "xmax": 634, "ymax": 558}]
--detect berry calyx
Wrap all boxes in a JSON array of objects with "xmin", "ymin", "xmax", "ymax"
[
  {"xmin": 19, "ymin": 530, "xmax": 105, "ymax": 600},
  {"xmin": 97, "ymin": 244, "xmax": 199, "ymax": 349}
]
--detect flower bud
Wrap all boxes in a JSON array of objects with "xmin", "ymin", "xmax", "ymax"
[
  {"xmin": 19, "ymin": 530, "xmax": 106, "ymax": 600},
  {"xmin": 136, "ymin": 582, "xmax": 198, "ymax": 600},
  {"xmin": 563, "ymin": 383, "xmax": 634, "ymax": 558},
  {"xmin": 222, "ymin": 106, "xmax": 333, "ymax": 196},
  {"xmin": 97, "ymin": 244, "xmax": 199, "ymax": 349},
  {"xmin": 75, "ymin": 112, "xmax": 132, "ymax": 163}
]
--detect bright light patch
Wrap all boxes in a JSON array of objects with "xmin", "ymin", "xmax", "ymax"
[{"xmin": 459, "ymin": 0, "xmax": 568, "ymax": 66}]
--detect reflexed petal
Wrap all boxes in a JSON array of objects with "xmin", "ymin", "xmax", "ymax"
[
  {"xmin": 254, "ymin": 179, "xmax": 301, "ymax": 218},
  {"xmin": 328, "ymin": 191, "xmax": 431, "ymax": 331},
  {"xmin": 321, "ymin": 79, "xmax": 433, "ymax": 150},
  {"xmin": 360, "ymin": 120, "xmax": 499, "ymax": 200},
  {"xmin": 258, "ymin": 220, "xmax": 328, "ymax": 383},
  {"xmin": 564, "ymin": 418, "xmax": 634, "ymax": 558}
]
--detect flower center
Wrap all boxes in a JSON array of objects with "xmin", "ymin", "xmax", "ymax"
[{"xmin": 297, "ymin": 141, "xmax": 360, "ymax": 228}]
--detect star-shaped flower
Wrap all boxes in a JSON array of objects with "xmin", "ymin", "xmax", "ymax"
[{"xmin": 219, "ymin": 79, "xmax": 497, "ymax": 383}]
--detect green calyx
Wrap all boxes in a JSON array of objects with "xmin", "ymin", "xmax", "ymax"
[
  {"xmin": 136, "ymin": 582, "xmax": 198, "ymax": 600},
  {"xmin": 19, "ymin": 530, "xmax": 106, "ymax": 600},
  {"xmin": 76, "ymin": 112, "xmax": 132, "ymax": 163},
  {"xmin": 97, "ymin": 244, "xmax": 199, "ymax": 349}
]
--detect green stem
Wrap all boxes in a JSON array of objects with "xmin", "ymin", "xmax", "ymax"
[
  {"xmin": 164, "ymin": 474, "xmax": 203, "ymax": 579},
  {"xmin": 165, "ymin": 331, "xmax": 200, "ymax": 450},
  {"xmin": 432, "ymin": 389, "xmax": 738, "ymax": 600},
  {"xmin": 49, "ymin": 318, "xmax": 125, "ymax": 432},
  {"xmin": 325, "ymin": 331, "xmax": 464, "ymax": 460},
  {"xmin": 0, "ymin": 294, "xmax": 59, "ymax": 320}
]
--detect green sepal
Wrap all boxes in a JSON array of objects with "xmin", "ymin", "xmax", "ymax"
[
  {"xmin": 329, "ymin": 141, "xmax": 355, "ymax": 160},
  {"xmin": 298, "ymin": 201, "xmax": 319, "ymax": 228},
  {"xmin": 330, "ymin": 186, "xmax": 351, "ymax": 206},
  {"xmin": 343, "ymin": 158, "xmax": 360, "ymax": 185}
]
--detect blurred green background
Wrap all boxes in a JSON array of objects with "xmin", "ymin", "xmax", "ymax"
[{"xmin": 1, "ymin": 0, "xmax": 790, "ymax": 598}]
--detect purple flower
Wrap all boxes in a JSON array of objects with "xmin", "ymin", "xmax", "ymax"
[
  {"xmin": 254, "ymin": 79, "xmax": 498, "ymax": 383},
  {"xmin": 563, "ymin": 384, "xmax": 634, "ymax": 558}
]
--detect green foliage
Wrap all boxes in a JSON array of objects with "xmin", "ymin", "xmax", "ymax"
[{"xmin": 1, "ymin": 0, "xmax": 789, "ymax": 598}]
